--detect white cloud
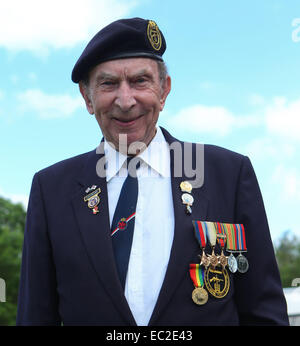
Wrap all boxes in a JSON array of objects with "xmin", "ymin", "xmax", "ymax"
[
  {"xmin": 167, "ymin": 104, "xmax": 260, "ymax": 136},
  {"xmin": 244, "ymin": 137, "xmax": 296, "ymax": 161},
  {"xmin": 169, "ymin": 104, "xmax": 235, "ymax": 136},
  {"xmin": 271, "ymin": 165, "xmax": 300, "ymax": 202},
  {"xmin": 167, "ymin": 94, "xmax": 300, "ymax": 141},
  {"xmin": 17, "ymin": 89, "xmax": 84, "ymax": 119},
  {"xmin": 0, "ymin": 0, "xmax": 137, "ymax": 55},
  {"xmin": 0, "ymin": 189, "xmax": 29, "ymax": 209},
  {"xmin": 265, "ymin": 97, "xmax": 300, "ymax": 142}
]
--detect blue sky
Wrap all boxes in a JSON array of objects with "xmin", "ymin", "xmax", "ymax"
[{"xmin": 1, "ymin": 0, "xmax": 300, "ymax": 242}]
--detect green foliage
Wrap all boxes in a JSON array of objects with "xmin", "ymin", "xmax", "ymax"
[
  {"xmin": 0, "ymin": 197, "xmax": 26, "ymax": 326},
  {"xmin": 275, "ymin": 231, "xmax": 300, "ymax": 288}
]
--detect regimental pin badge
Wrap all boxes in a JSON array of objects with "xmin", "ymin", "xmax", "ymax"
[
  {"xmin": 84, "ymin": 187, "xmax": 101, "ymax": 214},
  {"xmin": 180, "ymin": 181, "xmax": 193, "ymax": 193},
  {"xmin": 181, "ymin": 193, "xmax": 194, "ymax": 215}
]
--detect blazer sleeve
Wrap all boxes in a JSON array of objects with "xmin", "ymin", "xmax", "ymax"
[
  {"xmin": 16, "ymin": 173, "xmax": 61, "ymax": 326},
  {"xmin": 234, "ymin": 156, "xmax": 289, "ymax": 325}
]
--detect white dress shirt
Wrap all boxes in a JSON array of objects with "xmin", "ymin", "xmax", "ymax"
[{"xmin": 104, "ymin": 127, "xmax": 174, "ymax": 326}]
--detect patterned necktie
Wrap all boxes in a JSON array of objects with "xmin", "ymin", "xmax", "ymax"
[{"xmin": 111, "ymin": 157, "xmax": 140, "ymax": 289}]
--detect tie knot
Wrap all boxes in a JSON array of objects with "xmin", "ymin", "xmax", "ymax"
[{"xmin": 126, "ymin": 156, "xmax": 141, "ymax": 178}]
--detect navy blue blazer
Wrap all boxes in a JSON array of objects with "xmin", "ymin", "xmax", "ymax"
[{"xmin": 16, "ymin": 128, "xmax": 289, "ymax": 326}]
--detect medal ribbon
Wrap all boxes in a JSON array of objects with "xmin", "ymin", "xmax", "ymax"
[
  {"xmin": 214, "ymin": 222, "xmax": 226, "ymax": 248},
  {"xmin": 205, "ymin": 222, "xmax": 216, "ymax": 247},
  {"xmin": 234, "ymin": 223, "xmax": 247, "ymax": 252},
  {"xmin": 189, "ymin": 263, "xmax": 205, "ymax": 288},
  {"xmin": 223, "ymin": 223, "xmax": 237, "ymax": 251},
  {"xmin": 223, "ymin": 223, "xmax": 247, "ymax": 252},
  {"xmin": 192, "ymin": 220, "xmax": 207, "ymax": 248}
]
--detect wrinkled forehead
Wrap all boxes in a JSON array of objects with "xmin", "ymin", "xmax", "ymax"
[{"xmin": 89, "ymin": 57, "xmax": 160, "ymax": 81}]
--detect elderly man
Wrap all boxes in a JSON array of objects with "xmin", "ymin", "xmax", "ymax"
[{"xmin": 17, "ymin": 18, "xmax": 288, "ymax": 326}]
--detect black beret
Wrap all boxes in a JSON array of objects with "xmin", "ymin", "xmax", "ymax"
[{"xmin": 71, "ymin": 17, "xmax": 166, "ymax": 83}]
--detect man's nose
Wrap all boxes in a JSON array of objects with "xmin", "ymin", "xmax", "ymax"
[{"xmin": 114, "ymin": 82, "xmax": 137, "ymax": 111}]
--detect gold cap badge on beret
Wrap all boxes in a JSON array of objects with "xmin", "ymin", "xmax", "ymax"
[{"xmin": 147, "ymin": 20, "xmax": 162, "ymax": 51}]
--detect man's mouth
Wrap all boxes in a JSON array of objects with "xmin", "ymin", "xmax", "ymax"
[{"xmin": 112, "ymin": 114, "xmax": 143, "ymax": 126}]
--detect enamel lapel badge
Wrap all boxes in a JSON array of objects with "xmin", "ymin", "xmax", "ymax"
[{"xmin": 84, "ymin": 187, "xmax": 101, "ymax": 214}]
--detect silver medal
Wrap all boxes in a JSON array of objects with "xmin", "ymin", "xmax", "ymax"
[
  {"xmin": 227, "ymin": 253, "xmax": 238, "ymax": 273},
  {"xmin": 236, "ymin": 253, "xmax": 249, "ymax": 273}
]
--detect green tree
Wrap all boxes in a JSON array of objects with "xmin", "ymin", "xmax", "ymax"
[
  {"xmin": 0, "ymin": 197, "xmax": 26, "ymax": 325},
  {"xmin": 275, "ymin": 230, "xmax": 300, "ymax": 288}
]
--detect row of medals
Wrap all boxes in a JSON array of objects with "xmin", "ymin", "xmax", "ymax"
[
  {"xmin": 192, "ymin": 246, "xmax": 249, "ymax": 306},
  {"xmin": 179, "ymin": 181, "xmax": 249, "ymax": 306}
]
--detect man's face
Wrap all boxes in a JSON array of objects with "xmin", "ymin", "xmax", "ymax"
[{"xmin": 80, "ymin": 58, "xmax": 171, "ymax": 154}]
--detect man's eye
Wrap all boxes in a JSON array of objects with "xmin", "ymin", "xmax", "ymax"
[
  {"xmin": 102, "ymin": 81, "xmax": 115, "ymax": 86},
  {"xmin": 133, "ymin": 78, "xmax": 148, "ymax": 85}
]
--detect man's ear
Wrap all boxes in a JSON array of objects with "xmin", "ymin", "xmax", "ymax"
[
  {"xmin": 79, "ymin": 82, "xmax": 94, "ymax": 115},
  {"xmin": 159, "ymin": 75, "xmax": 171, "ymax": 111}
]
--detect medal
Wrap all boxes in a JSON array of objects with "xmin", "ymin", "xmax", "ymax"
[
  {"xmin": 237, "ymin": 253, "xmax": 249, "ymax": 273},
  {"xmin": 234, "ymin": 224, "xmax": 249, "ymax": 273},
  {"xmin": 181, "ymin": 193, "xmax": 194, "ymax": 215},
  {"xmin": 205, "ymin": 222, "xmax": 219, "ymax": 268},
  {"xmin": 227, "ymin": 253, "xmax": 238, "ymax": 273},
  {"xmin": 224, "ymin": 223, "xmax": 249, "ymax": 273},
  {"xmin": 223, "ymin": 223, "xmax": 237, "ymax": 272},
  {"xmin": 192, "ymin": 287, "xmax": 209, "ymax": 305},
  {"xmin": 192, "ymin": 220, "xmax": 209, "ymax": 268},
  {"xmin": 204, "ymin": 267, "xmax": 230, "ymax": 299},
  {"xmin": 215, "ymin": 222, "xmax": 228, "ymax": 270},
  {"xmin": 84, "ymin": 187, "xmax": 101, "ymax": 214},
  {"xmin": 189, "ymin": 264, "xmax": 208, "ymax": 305},
  {"xmin": 180, "ymin": 181, "xmax": 193, "ymax": 193}
]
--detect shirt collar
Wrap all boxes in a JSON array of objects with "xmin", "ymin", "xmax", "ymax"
[{"xmin": 103, "ymin": 126, "xmax": 170, "ymax": 182}]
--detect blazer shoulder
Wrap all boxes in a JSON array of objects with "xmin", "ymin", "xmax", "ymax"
[
  {"xmin": 204, "ymin": 144, "xmax": 247, "ymax": 168},
  {"xmin": 204, "ymin": 143, "xmax": 245, "ymax": 160},
  {"xmin": 36, "ymin": 149, "xmax": 95, "ymax": 181}
]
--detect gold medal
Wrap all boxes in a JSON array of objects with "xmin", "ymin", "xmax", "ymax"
[
  {"xmin": 204, "ymin": 267, "xmax": 230, "ymax": 299},
  {"xmin": 192, "ymin": 287, "xmax": 208, "ymax": 305},
  {"xmin": 189, "ymin": 264, "xmax": 208, "ymax": 305}
]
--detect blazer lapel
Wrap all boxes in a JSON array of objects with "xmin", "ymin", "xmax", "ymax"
[
  {"xmin": 71, "ymin": 146, "xmax": 136, "ymax": 325},
  {"xmin": 149, "ymin": 128, "xmax": 209, "ymax": 325}
]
